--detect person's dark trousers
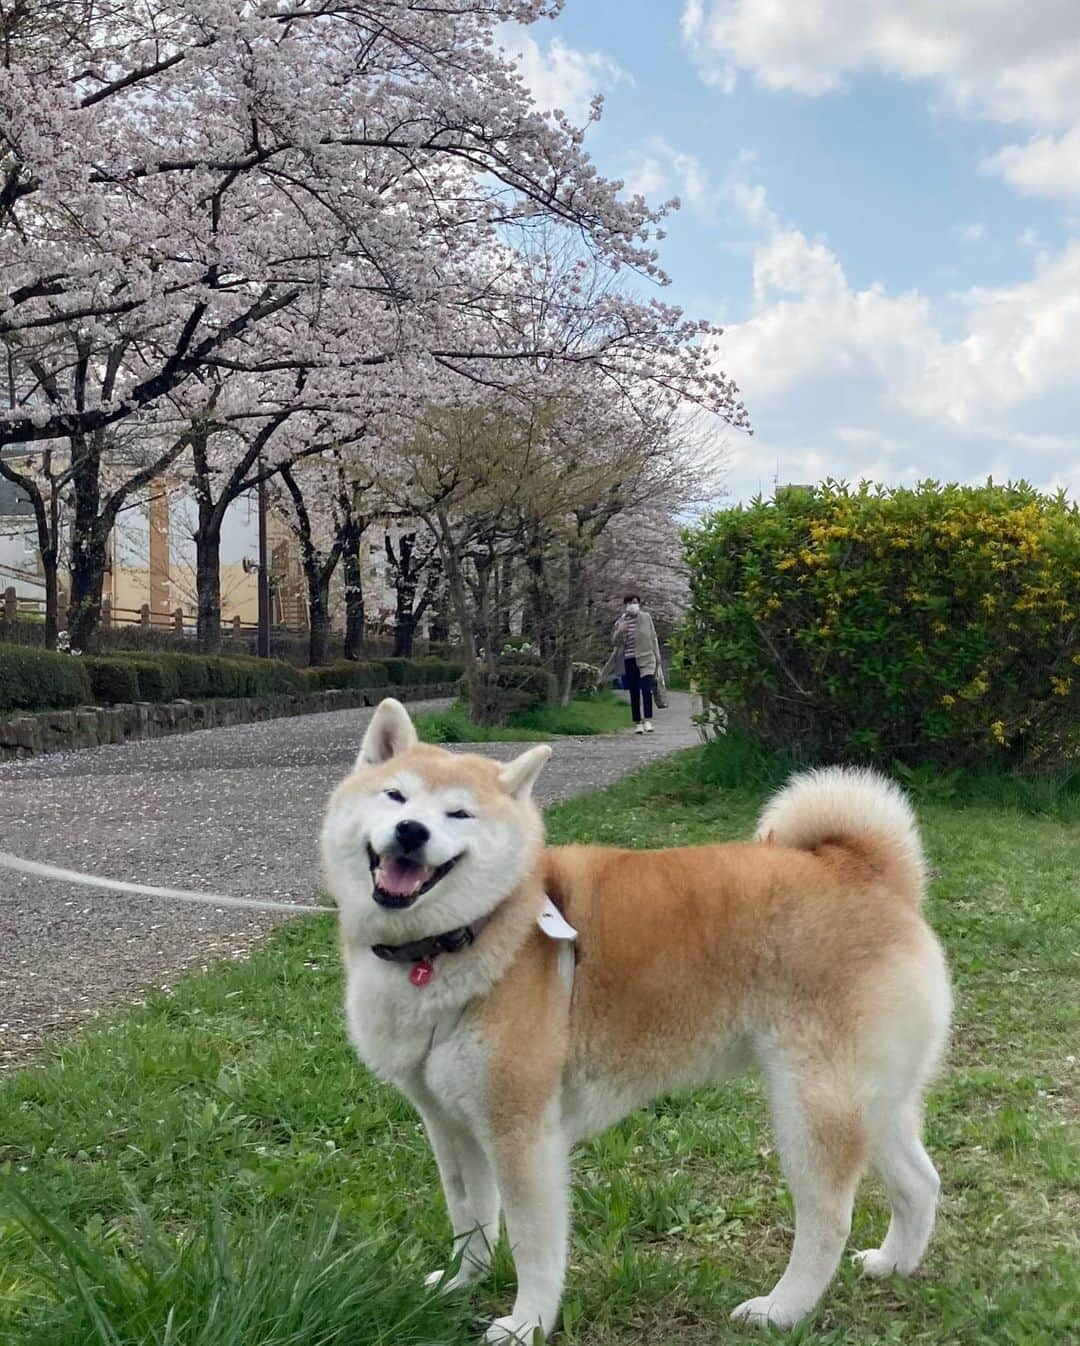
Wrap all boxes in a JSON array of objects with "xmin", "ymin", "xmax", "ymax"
[{"xmin": 624, "ymin": 657, "xmax": 655, "ymax": 723}]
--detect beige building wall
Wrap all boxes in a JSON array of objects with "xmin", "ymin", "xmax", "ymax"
[{"xmin": 107, "ymin": 562, "xmax": 258, "ymax": 627}]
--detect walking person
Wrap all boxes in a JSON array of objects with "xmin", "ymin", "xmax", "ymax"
[{"xmin": 602, "ymin": 593, "xmax": 663, "ymax": 733}]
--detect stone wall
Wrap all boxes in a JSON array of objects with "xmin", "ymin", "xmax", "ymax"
[{"xmin": 0, "ymin": 683, "xmax": 457, "ymax": 761}]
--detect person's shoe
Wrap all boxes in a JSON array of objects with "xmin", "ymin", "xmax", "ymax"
[
  {"xmin": 644, "ymin": 721, "xmax": 655, "ymax": 733},
  {"xmin": 634, "ymin": 723, "xmax": 646, "ymax": 734}
]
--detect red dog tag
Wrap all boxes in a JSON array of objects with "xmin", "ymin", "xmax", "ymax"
[{"xmin": 410, "ymin": 958, "xmax": 433, "ymax": 987}]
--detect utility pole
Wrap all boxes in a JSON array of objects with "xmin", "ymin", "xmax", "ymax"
[{"xmin": 257, "ymin": 456, "xmax": 270, "ymax": 658}]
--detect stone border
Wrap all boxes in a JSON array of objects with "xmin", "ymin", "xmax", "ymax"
[{"xmin": 0, "ymin": 682, "xmax": 457, "ymax": 761}]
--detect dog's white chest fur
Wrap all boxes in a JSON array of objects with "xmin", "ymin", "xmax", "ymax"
[{"xmin": 344, "ymin": 957, "xmax": 453, "ymax": 1081}]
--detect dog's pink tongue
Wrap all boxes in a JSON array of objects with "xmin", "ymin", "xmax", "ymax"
[{"xmin": 378, "ymin": 856, "xmax": 426, "ymax": 897}]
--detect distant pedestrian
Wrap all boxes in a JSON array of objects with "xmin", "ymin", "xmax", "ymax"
[{"xmin": 602, "ymin": 594, "xmax": 663, "ymax": 733}]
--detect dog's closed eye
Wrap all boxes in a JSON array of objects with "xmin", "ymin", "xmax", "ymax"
[
  {"xmin": 446, "ymin": 809, "xmax": 473, "ymax": 820},
  {"xmin": 384, "ymin": 788, "xmax": 407, "ymax": 804}
]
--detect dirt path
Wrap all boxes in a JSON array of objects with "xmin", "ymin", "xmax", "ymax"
[{"xmin": 0, "ymin": 692, "xmax": 700, "ymax": 1066}]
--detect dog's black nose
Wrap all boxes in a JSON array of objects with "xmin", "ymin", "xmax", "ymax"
[{"xmin": 394, "ymin": 819, "xmax": 430, "ymax": 852}]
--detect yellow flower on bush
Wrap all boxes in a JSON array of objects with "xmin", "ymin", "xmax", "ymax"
[
  {"xmin": 990, "ymin": 720, "xmax": 1007, "ymax": 744},
  {"xmin": 1050, "ymin": 676, "xmax": 1071, "ymax": 696},
  {"xmin": 940, "ymin": 694, "xmax": 956, "ymax": 708}
]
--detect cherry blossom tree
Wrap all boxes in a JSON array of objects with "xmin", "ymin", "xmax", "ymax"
[
  {"xmin": 1, "ymin": 1, "xmax": 745, "ymax": 442},
  {"xmin": 2, "ymin": 1, "xmax": 751, "ymax": 655},
  {"xmin": 383, "ymin": 527, "xmax": 442, "ymax": 658}
]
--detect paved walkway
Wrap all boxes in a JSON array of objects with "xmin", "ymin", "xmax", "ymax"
[{"xmin": 0, "ymin": 692, "xmax": 699, "ymax": 1066}]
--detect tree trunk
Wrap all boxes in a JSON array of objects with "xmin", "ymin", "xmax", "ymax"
[
  {"xmin": 42, "ymin": 486, "xmax": 61, "ymax": 648},
  {"xmin": 393, "ymin": 605, "xmax": 417, "ymax": 657},
  {"xmin": 341, "ymin": 522, "xmax": 365, "ymax": 660},
  {"xmin": 556, "ymin": 538, "xmax": 588, "ymax": 707},
  {"xmin": 308, "ymin": 579, "xmax": 332, "ymax": 667},
  {"xmin": 435, "ymin": 512, "xmax": 482, "ymax": 714},
  {"xmin": 41, "ymin": 546, "xmax": 60, "ymax": 649},
  {"xmin": 279, "ymin": 464, "xmax": 342, "ymax": 668},
  {"xmin": 392, "ymin": 557, "xmax": 419, "ymax": 656},
  {"xmin": 523, "ymin": 526, "xmax": 555, "ymax": 661},
  {"xmin": 68, "ymin": 528, "xmax": 109, "ymax": 650},
  {"xmin": 195, "ymin": 518, "xmax": 224, "ymax": 653},
  {"xmin": 67, "ymin": 430, "xmax": 110, "ymax": 649},
  {"xmin": 497, "ymin": 555, "xmax": 514, "ymax": 636}
]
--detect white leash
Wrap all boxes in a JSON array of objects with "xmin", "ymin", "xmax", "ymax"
[{"xmin": 0, "ymin": 851, "xmax": 337, "ymax": 915}]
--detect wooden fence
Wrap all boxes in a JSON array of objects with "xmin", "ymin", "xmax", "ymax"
[{"xmin": 0, "ymin": 587, "xmax": 440, "ymax": 662}]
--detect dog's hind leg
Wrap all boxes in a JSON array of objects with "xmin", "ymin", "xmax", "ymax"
[
  {"xmin": 853, "ymin": 1106, "xmax": 940, "ymax": 1279},
  {"xmin": 419, "ymin": 1103, "xmax": 501, "ymax": 1291},
  {"xmin": 732, "ymin": 1052, "xmax": 870, "ymax": 1331}
]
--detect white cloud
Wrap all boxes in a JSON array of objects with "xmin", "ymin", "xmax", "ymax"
[
  {"xmin": 496, "ymin": 23, "xmax": 625, "ymax": 124},
  {"xmin": 982, "ymin": 127, "xmax": 1080, "ymax": 201},
  {"xmin": 713, "ymin": 174, "xmax": 1080, "ymax": 500},
  {"xmin": 682, "ymin": 1, "xmax": 1080, "ymax": 201},
  {"xmin": 952, "ymin": 221, "xmax": 986, "ymax": 242},
  {"xmin": 621, "ymin": 137, "xmax": 716, "ymax": 210}
]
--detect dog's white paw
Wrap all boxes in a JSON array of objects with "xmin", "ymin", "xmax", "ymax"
[
  {"xmin": 852, "ymin": 1248, "xmax": 901, "ymax": 1279},
  {"xmin": 484, "ymin": 1314, "xmax": 544, "ymax": 1344},
  {"xmin": 730, "ymin": 1295, "xmax": 803, "ymax": 1331},
  {"xmin": 424, "ymin": 1266, "xmax": 479, "ymax": 1293}
]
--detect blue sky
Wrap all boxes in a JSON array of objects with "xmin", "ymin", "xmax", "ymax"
[{"xmin": 501, "ymin": 1, "xmax": 1080, "ymax": 503}]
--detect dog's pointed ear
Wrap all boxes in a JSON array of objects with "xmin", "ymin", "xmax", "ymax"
[
  {"xmin": 497, "ymin": 744, "xmax": 551, "ymax": 799},
  {"xmin": 356, "ymin": 699, "xmax": 418, "ymax": 768}
]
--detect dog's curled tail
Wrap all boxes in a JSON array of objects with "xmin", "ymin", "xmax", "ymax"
[{"xmin": 755, "ymin": 766, "xmax": 926, "ymax": 903}]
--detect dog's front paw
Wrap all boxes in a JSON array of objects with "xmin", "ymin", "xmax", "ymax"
[
  {"xmin": 852, "ymin": 1247, "xmax": 901, "ymax": 1279},
  {"xmin": 730, "ymin": 1295, "xmax": 805, "ymax": 1331},
  {"xmin": 484, "ymin": 1314, "xmax": 545, "ymax": 1344},
  {"xmin": 424, "ymin": 1266, "xmax": 480, "ymax": 1293}
]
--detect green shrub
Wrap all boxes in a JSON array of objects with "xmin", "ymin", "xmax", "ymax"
[
  {"xmin": 105, "ymin": 652, "xmax": 300, "ymax": 702},
  {"xmin": 571, "ymin": 661, "xmax": 601, "ymax": 694},
  {"xmin": 300, "ymin": 658, "xmax": 461, "ymax": 692},
  {"xmin": 83, "ymin": 656, "xmax": 141, "ymax": 704},
  {"xmin": 0, "ymin": 644, "xmax": 91, "ymax": 713},
  {"xmin": 380, "ymin": 657, "xmax": 412, "ymax": 685},
  {"xmin": 460, "ymin": 660, "xmax": 558, "ymax": 722},
  {"xmin": 125, "ymin": 658, "xmax": 175, "ymax": 702},
  {"xmin": 299, "ymin": 661, "xmax": 390, "ymax": 692},
  {"xmin": 413, "ymin": 657, "xmax": 463, "ymax": 685},
  {"xmin": 680, "ymin": 480, "xmax": 1080, "ymax": 767},
  {"xmin": 2, "ymin": 646, "xmax": 454, "ymax": 713}
]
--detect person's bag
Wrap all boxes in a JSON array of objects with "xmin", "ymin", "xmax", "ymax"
[{"xmin": 653, "ymin": 666, "xmax": 668, "ymax": 710}]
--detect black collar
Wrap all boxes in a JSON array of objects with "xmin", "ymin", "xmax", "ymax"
[{"xmin": 371, "ymin": 913, "xmax": 490, "ymax": 966}]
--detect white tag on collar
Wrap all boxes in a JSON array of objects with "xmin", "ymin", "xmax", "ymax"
[{"xmin": 538, "ymin": 896, "xmax": 577, "ymax": 941}]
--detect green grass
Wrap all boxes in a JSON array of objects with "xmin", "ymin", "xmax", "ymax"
[
  {"xmin": 412, "ymin": 690, "xmax": 631, "ymax": 743},
  {"xmin": 1, "ymin": 742, "xmax": 1077, "ymax": 1345}
]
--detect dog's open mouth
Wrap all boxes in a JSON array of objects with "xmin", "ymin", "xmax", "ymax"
[{"xmin": 367, "ymin": 844, "xmax": 462, "ymax": 909}]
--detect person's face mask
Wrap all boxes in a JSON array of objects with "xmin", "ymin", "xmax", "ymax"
[{"xmin": 625, "ymin": 603, "xmax": 640, "ymax": 616}]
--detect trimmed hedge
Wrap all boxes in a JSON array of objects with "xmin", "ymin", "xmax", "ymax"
[
  {"xmin": 680, "ymin": 480, "xmax": 1080, "ymax": 767},
  {"xmin": 83, "ymin": 657, "xmax": 141, "ymax": 705},
  {"xmin": 299, "ymin": 661, "xmax": 390, "ymax": 693},
  {"xmin": 103, "ymin": 652, "xmax": 303, "ymax": 702},
  {"xmin": 300, "ymin": 657, "xmax": 462, "ymax": 693},
  {"xmin": 2, "ymin": 648, "xmax": 460, "ymax": 713},
  {"xmin": 0, "ymin": 645, "xmax": 91, "ymax": 713}
]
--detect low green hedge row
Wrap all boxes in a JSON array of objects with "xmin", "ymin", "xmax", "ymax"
[
  {"xmin": 83, "ymin": 653, "xmax": 303, "ymax": 704},
  {"xmin": 0, "ymin": 645, "xmax": 91, "ymax": 713},
  {"xmin": 299, "ymin": 657, "xmax": 463, "ymax": 693},
  {"xmin": 1, "ymin": 646, "xmax": 464, "ymax": 713}
]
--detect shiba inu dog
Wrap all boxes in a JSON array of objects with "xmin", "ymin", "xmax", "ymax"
[{"xmin": 321, "ymin": 699, "xmax": 951, "ymax": 1341}]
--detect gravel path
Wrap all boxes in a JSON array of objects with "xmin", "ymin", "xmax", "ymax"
[{"xmin": 0, "ymin": 692, "xmax": 700, "ymax": 1066}]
